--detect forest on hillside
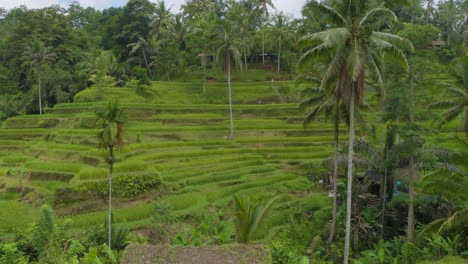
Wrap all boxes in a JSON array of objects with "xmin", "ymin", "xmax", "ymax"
[{"xmin": 0, "ymin": 0, "xmax": 467, "ymax": 263}]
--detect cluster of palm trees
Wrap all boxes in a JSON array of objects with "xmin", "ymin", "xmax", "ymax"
[
  {"xmin": 300, "ymin": 0, "xmax": 467, "ymax": 262},
  {"xmin": 298, "ymin": 0, "xmax": 413, "ymax": 262}
]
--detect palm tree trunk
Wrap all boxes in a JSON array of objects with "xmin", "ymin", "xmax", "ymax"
[
  {"xmin": 38, "ymin": 68, "xmax": 42, "ymax": 115},
  {"xmin": 243, "ymin": 37, "xmax": 248, "ymax": 70},
  {"xmin": 142, "ymin": 50, "xmax": 152, "ymax": 78},
  {"xmin": 277, "ymin": 37, "xmax": 281, "ymax": 74},
  {"xmin": 262, "ymin": 9, "xmax": 265, "ymax": 65},
  {"xmin": 108, "ymin": 145, "xmax": 114, "ymax": 250},
  {"xmin": 408, "ymin": 156, "xmax": 415, "ymax": 242},
  {"xmin": 407, "ymin": 74, "xmax": 416, "ymax": 242},
  {"xmin": 344, "ymin": 87, "xmax": 355, "ymax": 264},
  {"xmin": 227, "ymin": 53, "xmax": 234, "ymax": 139},
  {"xmin": 203, "ymin": 45, "xmax": 206, "ymax": 95},
  {"xmin": 327, "ymin": 101, "xmax": 340, "ymax": 250}
]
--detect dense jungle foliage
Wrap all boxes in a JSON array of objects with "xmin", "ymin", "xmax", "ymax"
[{"xmin": 0, "ymin": 0, "xmax": 467, "ymax": 263}]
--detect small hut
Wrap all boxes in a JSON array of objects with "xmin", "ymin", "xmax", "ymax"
[
  {"xmin": 431, "ymin": 40, "xmax": 446, "ymax": 49},
  {"xmin": 364, "ymin": 169, "xmax": 383, "ymax": 196}
]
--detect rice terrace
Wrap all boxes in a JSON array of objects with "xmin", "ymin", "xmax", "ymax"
[{"xmin": 0, "ymin": 0, "xmax": 466, "ymax": 263}]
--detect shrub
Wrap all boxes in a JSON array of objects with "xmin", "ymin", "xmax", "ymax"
[
  {"xmin": 0, "ymin": 243, "xmax": 28, "ymax": 264},
  {"xmin": 75, "ymin": 173, "xmax": 162, "ymax": 198},
  {"xmin": 153, "ymin": 200, "xmax": 175, "ymax": 223}
]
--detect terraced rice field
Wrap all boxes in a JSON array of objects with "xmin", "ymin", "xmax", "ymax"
[{"xmin": 0, "ymin": 80, "xmax": 464, "ymax": 239}]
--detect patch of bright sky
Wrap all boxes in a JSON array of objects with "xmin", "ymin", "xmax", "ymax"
[{"xmin": 0, "ymin": 0, "xmax": 308, "ymax": 18}]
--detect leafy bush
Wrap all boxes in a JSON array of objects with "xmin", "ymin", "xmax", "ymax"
[
  {"xmin": 76, "ymin": 173, "xmax": 162, "ymax": 198},
  {"xmin": 89, "ymin": 215, "xmax": 129, "ymax": 251},
  {"xmin": 55, "ymin": 173, "xmax": 162, "ymax": 208},
  {"xmin": 0, "ymin": 243, "xmax": 28, "ymax": 264},
  {"xmin": 153, "ymin": 200, "xmax": 175, "ymax": 223}
]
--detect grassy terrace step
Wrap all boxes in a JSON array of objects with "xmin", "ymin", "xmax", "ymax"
[
  {"xmin": 54, "ymin": 102, "xmax": 299, "ymax": 109},
  {"xmin": 0, "ymin": 128, "xmax": 99, "ymax": 135},
  {"xmin": 210, "ymin": 175, "xmax": 310, "ymax": 206},
  {"xmin": 121, "ymin": 136, "xmax": 340, "ymax": 153},
  {"xmin": 2, "ymin": 116, "xmax": 98, "ymax": 129},
  {"xmin": 178, "ymin": 169, "xmax": 285, "ymax": 194},
  {"xmin": 163, "ymin": 162, "xmax": 273, "ymax": 183},
  {"xmin": 26, "ymin": 161, "xmax": 82, "ymax": 173},
  {"xmin": 155, "ymin": 154, "xmax": 264, "ymax": 170},
  {"xmin": 29, "ymin": 170, "xmax": 75, "ymax": 182},
  {"xmin": 161, "ymin": 159, "xmax": 264, "ymax": 182},
  {"xmin": 137, "ymin": 145, "xmax": 330, "ymax": 162}
]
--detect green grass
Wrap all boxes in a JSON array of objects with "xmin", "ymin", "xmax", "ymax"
[
  {"xmin": 63, "ymin": 202, "xmax": 154, "ymax": 228},
  {"xmin": 417, "ymin": 257, "xmax": 468, "ymax": 264},
  {"xmin": 0, "ymin": 72, "xmax": 464, "ymax": 242},
  {"xmin": 78, "ymin": 166, "xmax": 108, "ymax": 180},
  {"xmin": 2, "ymin": 154, "xmax": 31, "ymax": 164},
  {"xmin": 0, "ymin": 201, "xmax": 40, "ymax": 234},
  {"xmin": 26, "ymin": 161, "xmax": 82, "ymax": 173}
]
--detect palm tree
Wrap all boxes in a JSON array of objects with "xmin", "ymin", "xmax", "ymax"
[
  {"xmin": 128, "ymin": 36, "xmax": 153, "ymax": 78},
  {"xmin": 169, "ymin": 14, "xmax": 189, "ymax": 50},
  {"xmin": 215, "ymin": 20, "xmax": 243, "ymax": 139},
  {"xmin": 151, "ymin": 0, "xmax": 172, "ymax": 41},
  {"xmin": 21, "ymin": 41, "xmax": 56, "ymax": 115},
  {"xmin": 430, "ymin": 57, "xmax": 468, "ymax": 139},
  {"xmin": 96, "ymin": 101, "xmax": 126, "ymax": 250},
  {"xmin": 233, "ymin": 195, "xmax": 279, "ymax": 244},
  {"xmin": 271, "ymin": 14, "xmax": 293, "ymax": 74},
  {"xmin": 256, "ymin": 0, "xmax": 275, "ymax": 65},
  {"xmin": 298, "ymin": 72, "xmax": 343, "ymax": 249},
  {"xmin": 236, "ymin": 6, "xmax": 254, "ymax": 70},
  {"xmin": 298, "ymin": 1, "xmax": 412, "ymax": 262},
  {"xmin": 151, "ymin": 0, "xmax": 173, "ymax": 80}
]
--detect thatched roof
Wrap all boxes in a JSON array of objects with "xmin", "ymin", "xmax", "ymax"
[
  {"xmin": 364, "ymin": 170, "xmax": 382, "ymax": 183},
  {"xmin": 121, "ymin": 244, "xmax": 272, "ymax": 264},
  {"xmin": 431, "ymin": 40, "xmax": 446, "ymax": 47}
]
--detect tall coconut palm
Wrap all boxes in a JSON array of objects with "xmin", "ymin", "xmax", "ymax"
[
  {"xmin": 128, "ymin": 36, "xmax": 154, "ymax": 78},
  {"xmin": 256, "ymin": 0, "xmax": 275, "ymax": 65},
  {"xmin": 235, "ymin": 6, "xmax": 254, "ymax": 70},
  {"xmin": 151, "ymin": 0, "xmax": 172, "ymax": 41},
  {"xmin": 21, "ymin": 41, "xmax": 56, "ymax": 115},
  {"xmin": 215, "ymin": 20, "xmax": 243, "ymax": 139},
  {"xmin": 298, "ymin": 73, "xmax": 343, "ymax": 249},
  {"xmin": 430, "ymin": 57, "xmax": 468, "ymax": 139},
  {"xmin": 271, "ymin": 14, "xmax": 294, "ymax": 74},
  {"xmin": 96, "ymin": 101, "xmax": 126, "ymax": 250},
  {"xmin": 298, "ymin": 1, "xmax": 412, "ymax": 262}
]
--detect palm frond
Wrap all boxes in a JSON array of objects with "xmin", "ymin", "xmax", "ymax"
[
  {"xmin": 359, "ymin": 7, "xmax": 397, "ymax": 27},
  {"xmin": 438, "ymin": 208, "xmax": 468, "ymax": 234},
  {"xmin": 309, "ymin": 1, "xmax": 347, "ymax": 26}
]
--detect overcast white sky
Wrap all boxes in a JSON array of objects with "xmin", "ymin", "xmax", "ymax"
[{"xmin": 0, "ymin": 0, "xmax": 308, "ymax": 18}]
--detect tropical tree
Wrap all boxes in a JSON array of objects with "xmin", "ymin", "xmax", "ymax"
[
  {"xmin": 214, "ymin": 20, "xmax": 243, "ymax": 139},
  {"xmin": 233, "ymin": 195, "xmax": 279, "ymax": 244},
  {"xmin": 128, "ymin": 36, "xmax": 154, "ymax": 78},
  {"xmin": 388, "ymin": 127, "xmax": 460, "ymax": 240},
  {"xmin": 229, "ymin": 3, "xmax": 254, "ymax": 70},
  {"xmin": 21, "ymin": 41, "xmax": 56, "ymax": 115},
  {"xmin": 430, "ymin": 57, "xmax": 468, "ymax": 139},
  {"xmin": 96, "ymin": 101, "xmax": 126, "ymax": 250},
  {"xmin": 417, "ymin": 165, "xmax": 467, "ymax": 240},
  {"xmin": 151, "ymin": 0, "xmax": 173, "ymax": 80},
  {"xmin": 151, "ymin": 0, "xmax": 172, "ymax": 41},
  {"xmin": 271, "ymin": 13, "xmax": 294, "ymax": 74},
  {"xmin": 256, "ymin": 0, "xmax": 275, "ymax": 65},
  {"xmin": 192, "ymin": 11, "xmax": 218, "ymax": 94},
  {"xmin": 298, "ymin": 72, "xmax": 343, "ymax": 249},
  {"xmin": 298, "ymin": 1, "xmax": 412, "ymax": 262}
]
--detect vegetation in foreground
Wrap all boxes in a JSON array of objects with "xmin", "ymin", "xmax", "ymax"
[{"xmin": 0, "ymin": 0, "xmax": 467, "ymax": 263}]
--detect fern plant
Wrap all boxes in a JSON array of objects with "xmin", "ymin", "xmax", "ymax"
[{"xmin": 233, "ymin": 195, "xmax": 279, "ymax": 244}]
